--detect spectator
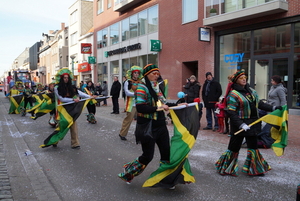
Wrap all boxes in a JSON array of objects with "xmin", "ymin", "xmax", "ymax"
[
  {"xmin": 101, "ymin": 81, "xmax": 108, "ymax": 106},
  {"xmin": 110, "ymin": 76, "xmax": 121, "ymax": 114},
  {"xmin": 184, "ymin": 75, "xmax": 201, "ymax": 103},
  {"xmin": 202, "ymin": 72, "xmax": 222, "ymax": 131}
]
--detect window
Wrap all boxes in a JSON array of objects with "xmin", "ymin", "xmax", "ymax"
[
  {"xmin": 182, "ymin": 0, "xmax": 198, "ymax": 24},
  {"xmin": 130, "ymin": 15, "xmax": 138, "ymax": 39},
  {"xmin": 97, "ymin": 29, "xmax": 107, "ymax": 49},
  {"xmin": 70, "ymin": 10, "xmax": 77, "ymax": 24},
  {"xmin": 138, "ymin": 10, "xmax": 147, "ymax": 36},
  {"xmin": 108, "ymin": 0, "xmax": 112, "ymax": 8},
  {"xmin": 110, "ymin": 23, "xmax": 119, "ymax": 45},
  {"xmin": 121, "ymin": 18, "xmax": 130, "ymax": 41},
  {"xmin": 97, "ymin": 0, "xmax": 104, "ymax": 14},
  {"xmin": 276, "ymin": 26, "xmax": 286, "ymax": 48},
  {"xmin": 70, "ymin": 32, "xmax": 77, "ymax": 46},
  {"xmin": 148, "ymin": 5, "xmax": 158, "ymax": 33}
]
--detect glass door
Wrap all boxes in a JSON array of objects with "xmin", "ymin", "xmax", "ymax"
[{"xmin": 254, "ymin": 57, "xmax": 288, "ymax": 101}]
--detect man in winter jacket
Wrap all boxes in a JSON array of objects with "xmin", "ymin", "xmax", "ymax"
[
  {"xmin": 202, "ymin": 72, "xmax": 222, "ymax": 131},
  {"xmin": 110, "ymin": 76, "xmax": 121, "ymax": 114}
]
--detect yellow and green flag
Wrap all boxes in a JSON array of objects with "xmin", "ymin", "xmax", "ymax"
[
  {"xmin": 258, "ymin": 105, "xmax": 288, "ymax": 156},
  {"xmin": 39, "ymin": 98, "xmax": 90, "ymax": 148},
  {"xmin": 143, "ymin": 103, "xmax": 200, "ymax": 188},
  {"xmin": 9, "ymin": 95, "xmax": 24, "ymax": 114},
  {"xmin": 32, "ymin": 93, "xmax": 56, "ymax": 120}
]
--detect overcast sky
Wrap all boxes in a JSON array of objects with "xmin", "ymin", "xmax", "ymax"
[{"xmin": 0, "ymin": 0, "xmax": 78, "ymax": 77}]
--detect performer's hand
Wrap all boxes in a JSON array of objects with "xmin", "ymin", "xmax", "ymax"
[
  {"xmin": 178, "ymin": 103, "xmax": 188, "ymax": 106},
  {"xmin": 241, "ymin": 123, "xmax": 250, "ymax": 131},
  {"xmin": 275, "ymin": 106, "xmax": 283, "ymax": 110},
  {"xmin": 158, "ymin": 104, "xmax": 169, "ymax": 111},
  {"xmin": 73, "ymin": 98, "xmax": 79, "ymax": 102}
]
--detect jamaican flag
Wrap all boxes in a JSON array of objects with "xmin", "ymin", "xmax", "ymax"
[
  {"xmin": 39, "ymin": 98, "xmax": 90, "ymax": 148},
  {"xmin": 26, "ymin": 94, "xmax": 45, "ymax": 113},
  {"xmin": 9, "ymin": 95, "xmax": 24, "ymax": 114},
  {"xmin": 258, "ymin": 105, "xmax": 288, "ymax": 156},
  {"xmin": 32, "ymin": 93, "xmax": 55, "ymax": 120},
  {"xmin": 143, "ymin": 103, "xmax": 200, "ymax": 188}
]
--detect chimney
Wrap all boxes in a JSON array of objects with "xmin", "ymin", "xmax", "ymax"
[{"xmin": 61, "ymin": 23, "xmax": 65, "ymax": 30}]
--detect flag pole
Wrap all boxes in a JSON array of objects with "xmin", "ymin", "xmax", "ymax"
[{"xmin": 234, "ymin": 116, "xmax": 266, "ymax": 135}]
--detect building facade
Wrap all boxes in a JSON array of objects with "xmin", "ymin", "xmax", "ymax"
[
  {"xmin": 93, "ymin": 0, "xmax": 300, "ymax": 113},
  {"xmin": 68, "ymin": 0, "xmax": 94, "ymax": 86}
]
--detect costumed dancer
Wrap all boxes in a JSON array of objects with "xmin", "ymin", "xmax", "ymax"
[
  {"xmin": 46, "ymin": 82, "xmax": 57, "ymax": 127},
  {"xmin": 215, "ymin": 69, "xmax": 283, "ymax": 177},
  {"xmin": 84, "ymin": 80, "xmax": 98, "ymax": 124},
  {"xmin": 118, "ymin": 66, "xmax": 142, "ymax": 141},
  {"xmin": 40, "ymin": 68, "xmax": 93, "ymax": 149},
  {"xmin": 35, "ymin": 83, "xmax": 45, "ymax": 94},
  {"xmin": 16, "ymin": 81, "xmax": 24, "ymax": 94},
  {"xmin": 21, "ymin": 82, "xmax": 35, "ymax": 117},
  {"xmin": 7, "ymin": 85, "xmax": 23, "ymax": 114},
  {"xmin": 118, "ymin": 64, "xmax": 178, "ymax": 185},
  {"xmin": 6, "ymin": 85, "xmax": 19, "ymax": 97}
]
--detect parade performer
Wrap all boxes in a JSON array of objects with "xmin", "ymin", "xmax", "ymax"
[
  {"xmin": 39, "ymin": 68, "xmax": 93, "ymax": 149},
  {"xmin": 35, "ymin": 83, "xmax": 45, "ymax": 94},
  {"xmin": 16, "ymin": 81, "xmax": 24, "ymax": 94},
  {"xmin": 84, "ymin": 80, "xmax": 98, "ymax": 124},
  {"xmin": 7, "ymin": 85, "xmax": 23, "ymax": 114},
  {"xmin": 215, "ymin": 69, "xmax": 283, "ymax": 177},
  {"xmin": 21, "ymin": 82, "xmax": 35, "ymax": 117},
  {"xmin": 118, "ymin": 64, "xmax": 180, "ymax": 185},
  {"xmin": 118, "ymin": 66, "xmax": 142, "ymax": 141}
]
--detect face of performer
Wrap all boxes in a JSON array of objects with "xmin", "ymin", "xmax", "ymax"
[
  {"xmin": 236, "ymin": 75, "xmax": 247, "ymax": 87},
  {"xmin": 49, "ymin": 84, "xmax": 54, "ymax": 90},
  {"xmin": 63, "ymin": 75, "xmax": 69, "ymax": 83},
  {"xmin": 147, "ymin": 70, "xmax": 160, "ymax": 82},
  {"xmin": 132, "ymin": 71, "xmax": 140, "ymax": 80}
]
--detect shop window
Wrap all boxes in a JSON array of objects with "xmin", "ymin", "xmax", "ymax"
[
  {"xmin": 122, "ymin": 18, "xmax": 130, "ymax": 41},
  {"xmin": 97, "ymin": 62, "xmax": 108, "ymax": 83},
  {"xmin": 293, "ymin": 22, "xmax": 300, "ymax": 108},
  {"xmin": 182, "ymin": 0, "xmax": 198, "ymax": 24},
  {"xmin": 148, "ymin": 5, "xmax": 158, "ymax": 33},
  {"xmin": 110, "ymin": 22, "xmax": 119, "ymax": 45},
  {"xmin": 110, "ymin": 60, "xmax": 119, "ymax": 75},
  {"xmin": 122, "ymin": 58, "xmax": 130, "ymax": 78},
  {"xmin": 130, "ymin": 15, "xmax": 138, "ymax": 39},
  {"xmin": 138, "ymin": 10, "xmax": 147, "ymax": 36}
]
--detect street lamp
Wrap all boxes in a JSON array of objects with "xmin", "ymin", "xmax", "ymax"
[{"xmin": 70, "ymin": 55, "xmax": 76, "ymax": 85}]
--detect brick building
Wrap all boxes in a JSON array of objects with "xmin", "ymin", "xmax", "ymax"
[{"xmin": 93, "ymin": 0, "xmax": 300, "ymax": 113}]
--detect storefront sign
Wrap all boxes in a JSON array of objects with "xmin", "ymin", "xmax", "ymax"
[
  {"xmin": 150, "ymin": 40, "xmax": 161, "ymax": 52},
  {"xmin": 78, "ymin": 62, "xmax": 91, "ymax": 72},
  {"xmin": 199, "ymin": 27, "xmax": 211, "ymax": 42},
  {"xmin": 81, "ymin": 43, "xmax": 92, "ymax": 54},
  {"xmin": 224, "ymin": 53, "xmax": 244, "ymax": 69},
  {"xmin": 105, "ymin": 43, "xmax": 141, "ymax": 57},
  {"xmin": 88, "ymin": 56, "xmax": 96, "ymax": 64}
]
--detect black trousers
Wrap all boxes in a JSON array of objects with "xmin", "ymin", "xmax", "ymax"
[
  {"xmin": 228, "ymin": 134, "xmax": 258, "ymax": 153},
  {"xmin": 138, "ymin": 124, "xmax": 170, "ymax": 165},
  {"xmin": 87, "ymin": 103, "xmax": 96, "ymax": 114},
  {"xmin": 112, "ymin": 97, "xmax": 119, "ymax": 113}
]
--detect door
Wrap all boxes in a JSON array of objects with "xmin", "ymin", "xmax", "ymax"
[{"xmin": 254, "ymin": 57, "xmax": 288, "ymax": 101}]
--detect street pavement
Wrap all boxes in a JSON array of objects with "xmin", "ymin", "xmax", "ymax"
[{"xmin": 0, "ymin": 93, "xmax": 299, "ymax": 201}]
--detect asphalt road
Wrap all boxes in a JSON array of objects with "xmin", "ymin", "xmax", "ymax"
[{"xmin": 0, "ymin": 93, "xmax": 299, "ymax": 201}]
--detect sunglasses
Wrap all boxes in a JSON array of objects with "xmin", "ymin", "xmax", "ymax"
[{"xmin": 151, "ymin": 72, "xmax": 160, "ymax": 76}]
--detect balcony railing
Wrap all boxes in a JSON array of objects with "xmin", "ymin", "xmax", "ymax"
[{"xmin": 204, "ymin": 0, "xmax": 288, "ymax": 26}]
